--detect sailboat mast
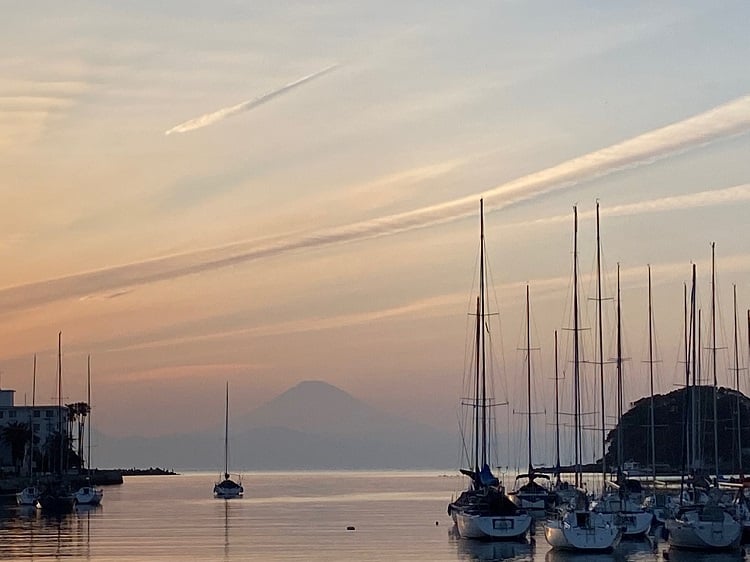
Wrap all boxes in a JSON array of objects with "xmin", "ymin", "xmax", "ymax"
[
  {"xmin": 87, "ymin": 355, "xmax": 92, "ymax": 475},
  {"xmin": 595, "ymin": 202, "xmax": 606, "ymax": 487},
  {"xmin": 479, "ymin": 199, "xmax": 488, "ymax": 469},
  {"xmin": 224, "ymin": 382, "xmax": 230, "ymax": 480},
  {"xmin": 526, "ymin": 284, "xmax": 532, "ymax": 475},
  {"xmin": 690, "ymin": 266, "xmax": 697, "ymax": 471},
  {"xmin": 58, "ymin": 331, "xmax": 63, "ymax": 474},
  {"xmin": 554, "ymin": 330, "xmax": 561, "ymax": 484},
  {"xmin": 474, "ymin": 296, "xmax": 481, "ymax": 473},
  {"xmin": 616, "ymin": 264, "xmax": 623, "ymax": 473},
  {"xmin": 734, "ymin": 285, "xmax": 742, "ymax": 475},
  {"xmin": 711, "ymin": 243, "xmax": 719, "ymax": 480},
  {"xmin": 684, "ymin": 282, "xmax": 690, "ymax": 469},
  {"xmin": 648, "ymin": 266, "xmax": 656, "ymax": 487},
  {"xmin": 573, "ymin": 206, "xmax": 581, "ymax": 487}
]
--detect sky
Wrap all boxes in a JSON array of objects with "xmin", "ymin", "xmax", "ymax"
[{"xmin": 1, "ymin": 1, "xmax": 749, "ymax": 468}]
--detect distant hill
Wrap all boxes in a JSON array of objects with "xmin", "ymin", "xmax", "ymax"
[
  {"xmin": 94, "ymin": 380, "xmax": 457, "ymax": 470},
  {"xmin": 605, "ymin": 385, "xmax": 750, "ymax": 473}
]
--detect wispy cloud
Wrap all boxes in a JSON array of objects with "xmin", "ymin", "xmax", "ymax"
[
  {"xmin": 2, "ymin": 95, "xmax": 750, "ymax": 313},
  {"xmin": 164, "ymin": 64, "xmax": 339, "ymax": 135},
  {"xmin": 508, "ymin": 184, "xmax": 750, "ymax": 229}
]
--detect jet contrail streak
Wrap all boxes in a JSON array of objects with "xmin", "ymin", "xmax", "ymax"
[
  {"xmin": 3, "ymin": 95, "xmax": 750, "ymax": 313},
  {"xmin": 164, "ymin": 64, "xmax": 339, "ymax": 135},
  {"xmin": 508, "ymin": 184, "xmax": 750, "ymax": 228}
]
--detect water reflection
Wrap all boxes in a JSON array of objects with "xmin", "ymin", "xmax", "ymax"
[
  {"xmin": 455, "ymin": 538, "xmax": 533, "ymax": 561},
  {"xmin": 663, "ymin": 550, "xmax": 744, "ymax": 562},
  {"xmin": 616, "ymin": 537, "xmax": 658, "ymax": 560},
  {"xmin": 0, "ymin": 503, "xmax": 98, "ymax": 559},
  {"xmin": 544, "ymin": 548, "xmax": 625, "ymax": 562}
]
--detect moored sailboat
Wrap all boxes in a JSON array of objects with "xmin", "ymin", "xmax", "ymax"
[
  {"xmin": 214, "ymin": 382, "xmax": 243, "ymax": 499},
  {"xmin": 665, "ymin": 249, "xmax": 741, "ymax": 551},
  {"xmin": 543, "ymin": 206, "xmax": 621, "ymax": 552},
  {"xmin": 74, "ymin": 355, "xmax": 103, "ymax": 506},
  {"xmin": 35, "ymin": 333, "xmax": 75, "ymax": 513},
  {"xmin": 509, "ymin": 285, "xmax": 551, "ymax": 512},
  {"xmin": 447, "ymin": 200, "xmax": 532, "ymax": 541}
]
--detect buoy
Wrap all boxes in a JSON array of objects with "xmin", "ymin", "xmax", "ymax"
[
  {"xmin": 435, "ymin": 521, "xmax": 439, "ymax": 526},
  {"xmin": 346, "ymin": 526, "xmax": 355, "ymax": 531}
]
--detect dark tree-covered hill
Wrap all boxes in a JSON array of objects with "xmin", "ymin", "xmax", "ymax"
[{"xmin": 605, "ymin": 386, "xmax": 750, "ymax": 473}]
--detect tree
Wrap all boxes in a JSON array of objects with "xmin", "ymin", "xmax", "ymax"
[{"xmin": 1, "ymin": 421, "xmax": 31, "ymax": 474}]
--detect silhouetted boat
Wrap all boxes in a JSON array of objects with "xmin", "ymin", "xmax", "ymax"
[
  {"xmin": 214, "ymin": 382, "xmax": 243, "ymax": 499},
  {"xmin": 447, "ymin": 200, "xmax": 531, "ymax": 540}
]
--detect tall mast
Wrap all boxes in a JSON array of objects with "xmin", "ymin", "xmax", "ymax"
[
  {"xmin": 87, "ymin": 355, "xmax": 92, "ymax": 475},
  {"xmin": 690, "ymin": 266, "xmax": 697, "ymax": 471},
  {"xmin": 595, "ymin": 202, "xmax": 606, "ymax": 488},
  {"xmin": 474, "ymin": 296, "xmax": 481, "ymax": 473},
  {"xmin": 684, "ymin": 282, "xmax": 690, "ymax": 468},
  {"xmin": 554, "ymin": 330, "xmax": 561, "ymax": 484},
  {"xmin": 616, "ymin": 264, "xmax": 623, "ymax": 474},
  {"xmin": 648, "ymin": 266, "xmax": 656, "ymax": 487},
  {"xmin": 31, "ymin": 354, "xmax": 36, "ymax": 478},
  {"xmin": 733, "ymin": 286, "xmax": 742, "ymax": 475},
  {"xmin": 525, "ymin": 284, "xmax": 532, "ymax": 475},
  {"xmin": 480, "ymin": 199, "xmax": 488, "ymax": 468},
  {"xmin": 224, "ymin": 381, "xmax": 230, "ymax": 480},
  {"xmin": 573, "ymin": 206, "xmax": 581, "ymax": 487},
  {"xmin": 58, "ymin": 331, "xmax": 63, "ymax": 474},
  {"xmin": 711, "ymin": 243, "xmax": 719, "ymax": 480}
]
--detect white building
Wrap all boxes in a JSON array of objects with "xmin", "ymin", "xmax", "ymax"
[{"xmin": 0, "ymin": 389, "xmax": 70, "ymax": 472}]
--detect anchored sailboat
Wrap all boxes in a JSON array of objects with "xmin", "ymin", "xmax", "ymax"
[
  {"xmin": 213, "ymin": 382, "xmax": 243, "ymax": 499},
  {"xmin": 447, "ymin": 199, "xmax": 532, "ymax": 540},
  {"xmin": 509, "ymin": 285, "xmax": 551, "ymax": 512},
  {"xmin": 74, "ymin": 355, "xmax": 103, "ymax": 506},
  {"xmin": 666, "ymin": 248, "xmax": 741, "ymax": 551},
  {"xmin": 543, "ymin": 206, "xmax": 621, "ymax": 552}
]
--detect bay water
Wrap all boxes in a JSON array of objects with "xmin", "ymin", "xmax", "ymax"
[{"xmin": 0, "ymin": 471, "xmax": 741, "ymax": 561}]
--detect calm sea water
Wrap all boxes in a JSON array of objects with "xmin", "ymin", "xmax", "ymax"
[{"xmin": 0, "ymin": 471, "xmax": 744, "ymax": 561}]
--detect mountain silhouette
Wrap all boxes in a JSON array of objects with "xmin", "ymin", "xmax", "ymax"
[{"xmin": 95, "ymin": 380, "xmax": 456, "ymax": 470}]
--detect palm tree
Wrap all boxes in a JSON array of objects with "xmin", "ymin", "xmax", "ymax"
[{"xmin": 1, "ymin": 421, "xmax": 31, "ymax": 475}]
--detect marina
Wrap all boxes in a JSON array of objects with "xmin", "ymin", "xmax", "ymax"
[{"xmin": 0, "ymin": 471, "xmax": 731, "ymax": 562}]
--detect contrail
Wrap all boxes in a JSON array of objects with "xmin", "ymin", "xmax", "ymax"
[
  {"xmin": 3, "ymin": 95, "xmax": 750, "ymax": 313},
  {"xmin": 506, "ymin": 184, "xmax": 750, "ymax": 229},
  {"xmin": 164, "ymin": 64, "xmax": 339, "ymax": 135}
]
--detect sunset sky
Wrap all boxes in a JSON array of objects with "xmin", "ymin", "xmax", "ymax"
[{"xmin": 2, "ymin": 2, "xmax": 749, "ymax": 468}]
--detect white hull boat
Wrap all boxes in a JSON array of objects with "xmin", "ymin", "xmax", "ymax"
[
  {"xmin": 454, "ymin": 510, "xmax": 532, "ymax": 540},
  {"xmin": 544, "ymin": 509, "xmax": 621, "ymax": 551},
  {"xmin": 74, "ymin": 485, "xmax": 103, "ymax": 506},
  {"xmin": 666, "ymin": 505, "xmax": 741, "ymax": 551},
  {"xmin": 16, "ymin": 486, "xmax": 40, "ymax": 506},
  {"xmin": 214, "ymin": 479, "xmax": 243, "ymax": 499},
  {"xmin": 592, "ymin": 494, "xmax": 652, "ymax": 537},
  {"xmin": 214, "ymin": 382, "xmax": 243, "ymax": 499}
]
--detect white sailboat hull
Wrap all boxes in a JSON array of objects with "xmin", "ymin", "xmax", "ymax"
[
  {"xmin": 74, "ymin": 486, "xmax": 103, "ymax": 506},
  {"xmin": 666, "ymin": 511, "xmax": 741, "ymax": 551},
  {"xmin": 597, "ymin": 509, "xmax": 652, "ymax": 537},
  {"xmin": 544, "ymin": 512, "xmax": 621, "ymax": 551},
  {"xmin": 454, "ymin": 511, "xmax": 532, "ymax": 540},
  {"xmin": 16, "ymin": 486, "xmax": 40, "ymax": 506}
]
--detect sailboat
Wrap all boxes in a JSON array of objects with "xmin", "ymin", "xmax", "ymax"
[
  {"xmin": 213, "ymin": 382, "xmax": 244, "ymax": 499},
  {"xmin": 666, "ymin": 248, "xmax": 741, "ymax": 551},
  {"xmin": 543, "ymin": 206, "xmax": 621, "ymax": 552},
  {"xmin": 509, "ymin": 285, "xmax": 551, "ymax": 512},
  {"xmin": 590, "ymin": 263, "xmax": 652, "ymax": 537},
  {"xmin": 36, "ymin": 332, "xmax": 76, "ymax": 513},
  {"xmin": 16, "ymin": 355, "xmax": 40, "ymax": 507},
  {"xmin": 74, "ymin": 355, "xmax": 103, "ymax": 506},
  {"xmin": 447, "ymin": 199, "xmax": 532, "ymax": 541}
]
